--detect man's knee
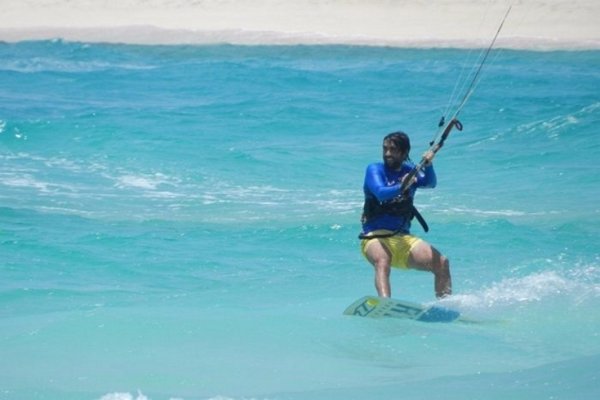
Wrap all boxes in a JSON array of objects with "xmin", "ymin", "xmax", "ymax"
[
  {"xmin": 440, "ymin": 254, "xmax": 450, "ymax": 268},
  {"xmin": 434, "ymin": 254, "xmax": 450, "ymax": 275},
  {"xmin": 374, "ymin": 258, "xmax": 391, "ymax": 274}
]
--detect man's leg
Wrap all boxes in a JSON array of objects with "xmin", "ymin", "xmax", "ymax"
[
  {"xmin": 364, "ymin": 240, "xmax": 393, "ymax": 298},
  {"xmin": 408, "ymin": 240, "xmax": 452, "ymax": 298}
]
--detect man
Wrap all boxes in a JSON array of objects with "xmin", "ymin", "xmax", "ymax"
[{"xmin": 359, "ymin": 131, "xmax": 452, "ymax": 299}]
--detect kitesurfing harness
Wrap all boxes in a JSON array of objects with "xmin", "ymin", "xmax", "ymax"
[{"xmin": 360, "ymin": 193, "xmax": 429, "ymax": 235}]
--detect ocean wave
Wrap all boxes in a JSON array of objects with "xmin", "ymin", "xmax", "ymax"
[
  {"xmin": 427, "ymin": 205, "xmax": 566, "ymax": 222},
  {"xmin": 0, "ymin": 163, "xmax": 361, "ymax": 222},
  {"xmin": 98, "ymin": 392, "xmax": 149, "ymax": 400},
  {"xmin": 0, "ymin": 40, "xmax": 156, "ymax": 74},
  {"xmin": 438, "ymin": 207, "xmax": 528, "ymax": 217},
  {"xmin": 0, "ymin": 172, "xmax": 53, "ymax": 192},
  {"xmin": 439, "ymin": 265, "xmax": 600, "ymax": 313},
  {"xmin": 0, "ymin": 150, "xmax": 362, "ymax": 220},
  {"xmin": 114, "ymin": 173, "xmax": 182, "ymax": 191},
  {"xmin": 97, "ymin": 392, "xmax": 271, "ymax": 400},
  {"xmin": 478, "ymin": 101, "xmax": 600, "ymax": 144},
  {"xmin": 1, "ymin": 58, "xmax": 155, "ymax": 74}
]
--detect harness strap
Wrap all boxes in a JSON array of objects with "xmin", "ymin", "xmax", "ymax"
[
  {"xmin": 412, "ymin": 205, "xmax": 429, "ymax": 233},
  {"xmin": 358, "ymin": 204, "xmax": 429, "ymax": 240}
]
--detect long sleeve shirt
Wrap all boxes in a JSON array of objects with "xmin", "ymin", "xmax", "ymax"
[{"xmin": 361, "ymin": 161, "xmax": 437, "ymax": 234}]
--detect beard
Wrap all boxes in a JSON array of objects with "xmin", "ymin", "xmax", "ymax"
[{"xmin": 384, "ymin": 157, "xmax": 402, "ymax": 170}]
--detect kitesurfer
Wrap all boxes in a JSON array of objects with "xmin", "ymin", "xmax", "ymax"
[{"xmin": 360, "ymin": 132, "xmax": 452, "ymax": 299}]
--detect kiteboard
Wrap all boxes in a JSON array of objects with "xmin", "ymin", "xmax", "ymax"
[{"xmin": 343, "ymin": 295, "xmax": 471, "ymax": 323}]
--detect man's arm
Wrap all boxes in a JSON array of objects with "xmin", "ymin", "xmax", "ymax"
[
  {"xmin": 416, "ymin": 150, "xmax": 437, "ymax": 188},
  {"xmin": 417, "ymin": 164, "xmax": 437, "ymax": 188},
  {"xmin": 364, "ymin": 164, "xmax": 401, "ymax": 202}
]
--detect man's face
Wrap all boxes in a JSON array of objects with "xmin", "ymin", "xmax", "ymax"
[{"xmin": 383, "ymin": 139, "xmax": 407, "ymax": 170}]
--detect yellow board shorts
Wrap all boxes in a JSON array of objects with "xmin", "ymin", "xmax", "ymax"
[{"xmin": 360, "ymin": 230, "xmax": 423, "ymax": 269}]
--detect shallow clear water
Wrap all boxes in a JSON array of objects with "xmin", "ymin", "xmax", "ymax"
[{"xmin": 1, "ymin": 41, "xmax": 599, "ymax": 399}]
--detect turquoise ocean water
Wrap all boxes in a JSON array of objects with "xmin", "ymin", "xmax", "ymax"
[{"xmin": 1, "ymin": 40, "xmax": 599, "ymax": 399}]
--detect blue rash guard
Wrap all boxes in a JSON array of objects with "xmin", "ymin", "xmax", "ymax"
[{"xmin": 361, "ymin": 161, "xmax": 437, "ymax": 235}]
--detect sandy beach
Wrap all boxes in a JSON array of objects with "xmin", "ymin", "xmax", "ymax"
[{"xmin": 0, "ymin": 0, "xmax": 599, "ymax": 49}]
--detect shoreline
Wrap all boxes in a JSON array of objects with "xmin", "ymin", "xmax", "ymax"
[
  {"xmin": 1, "ymin": 1, "xmax": 599, "ymax": 50},
  {"xmin": 1, "ymin": 26, "xmax": 599, "ymax": 50}
]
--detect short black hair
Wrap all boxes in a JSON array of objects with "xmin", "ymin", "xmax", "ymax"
[{"xmin": 383, "ymin": 131, "xmax": 411, "ymax": 153}]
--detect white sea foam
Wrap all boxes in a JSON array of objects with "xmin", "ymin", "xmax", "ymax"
[
  {"xmin": 1, "ymin": 173, "xmax": 51, "ymax": 192},
  {"xmin": 114, "ymin": 173, "xmax": 182, "ymax": 191},
  {"xmin": 0, "ymin": 57, "xmax": 156, "ymax": 74},
  {"xmin": 440, "ymin": 266, "xmax": 600, "ymax": 313},
  {"xmin": 115, "ymin": 175, "xmax": 160, "ymax": 190},
  {"xmin": 98, "ymin": 391, "xmax": 148, "ymax": 400},
  {"xmin": 97, "ymin": 393, "xmax": 271, "ymax": 400},
  {"xmin": 445, "ymin": 207, "xmax": 528, "ymax": 217}
]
